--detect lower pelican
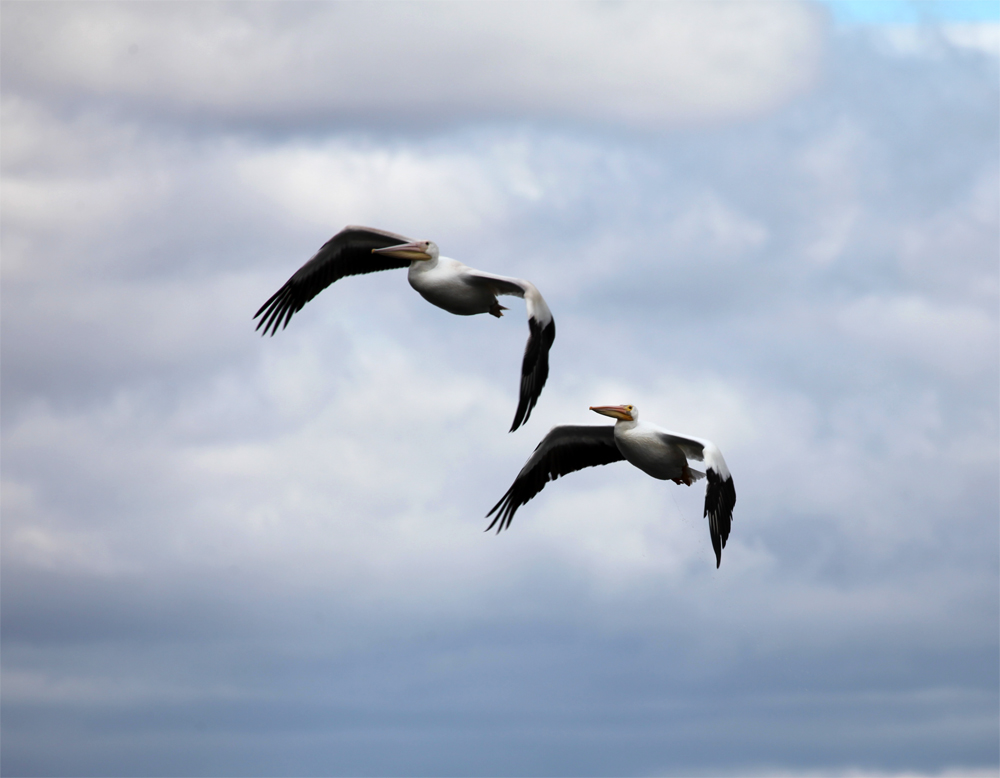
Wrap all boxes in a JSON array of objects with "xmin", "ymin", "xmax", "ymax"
[{"xmin": 487, "ymin": 404, "xmax": 737, "ymax": 567}]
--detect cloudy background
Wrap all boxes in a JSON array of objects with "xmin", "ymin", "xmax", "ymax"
[{"xmin": 2, "ymin": 1, "xmax": 997, "ymax": 776}]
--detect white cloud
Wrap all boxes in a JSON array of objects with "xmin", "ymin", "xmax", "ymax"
[
  {"xmin": 898, "ymin": 170, "xmax": 1000, "ymax": 303},
  {"xmin": 1, "ymin": 12, "xmax": 996, "ymax": 771},
  {"xmin": 870, "ymin": 22, "xmax": 1000, "ymax": 59},
  {"xmin": 837, "ymin": 295, "xmax": 997, "ymax": 378},
  {"xmin": 2, "ymin": 1, "xmax": 823, "ymax": 129},
  {"xmin": 664, "ymin": 191, "xmax": 770, "ymax": 259},
  {"xmin": 943, "ymin": 23, "xmax": 1000, "ymax": 57},
  {"xmin": 236, "ymin": 141, "xmax": 525, "ymax": 237},
  {"xmin": 793, "ymin": 118, "xmax": 873, "ymax": 264}
]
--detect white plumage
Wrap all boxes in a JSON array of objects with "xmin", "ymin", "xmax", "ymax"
[
  {"xmin": 487, "ymin": 404, "xmax": 737, "ymax": 567},
  {"xmin": 255, "ymin": 226, "xmax": 555, "ymax": 432}
]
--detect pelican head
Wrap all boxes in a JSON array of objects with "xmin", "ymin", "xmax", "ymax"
[
  {"xmin": 371, "ymin": 239, "xmax": 438, "ymax": 262},
  {"xmin": 590, "ymin": 404, "xmax": 636, "ymax": 422}
]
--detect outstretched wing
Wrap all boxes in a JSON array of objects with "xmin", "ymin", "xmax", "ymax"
[
  {"xmin": 486, "ymin": 425, "xmax": 624, "ymax": 532},
  {"xmin": 255, "ymin": 226, "xmax": 415, "ymax": 336},
  {"xmin": 659, "ymin": 431, "xmax": 737, "ymax": 568},
  {"xmin": 464, "ymin": 269, "xmax": 556, "ymax": 432}
]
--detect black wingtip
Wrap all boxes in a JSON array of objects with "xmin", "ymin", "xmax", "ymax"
[
  {"xmin": 508, "ymin": 408, "xmax": 531, "ymax": 433},
  {"xmin": 485, "ymin": 512, "xmax": 510, "ymax": 533},
  {"xmin": 484, "ymin": 513, "xmax": 502, "ymax": 533},
  {"xmin": 510, "ymin": 318, "xmax": 556, "ymax": 432},
  {"xmin": 509, "ymin": 395, "xmax": 531, "ymax": 433},
  {"xmin": 710, "ymin": 525, "xmax": 723, "ymax": 567},
  {"xmin": 705, "ymin": 471, "xmax": 736, "ymax": 569},
  {"xmin": 485, "ymin": 487, "xmax": 516, "ymax": 532},
  {"xmin": 485, "ymin": 497, "xmax": 504, "ymax": 532}
]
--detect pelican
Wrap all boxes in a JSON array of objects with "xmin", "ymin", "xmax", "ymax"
[
  {"xmin": 487, "ymin": 404, "xmax": 737, "ymax": 567},
  {"xmin": 255, "ymin": 226, "xmax": 555, "ymax": 431}
]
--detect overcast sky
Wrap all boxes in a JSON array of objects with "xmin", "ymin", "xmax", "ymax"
[{"xmin": 2, "ymin": 2, "xmax": 998, "ymax": 776}]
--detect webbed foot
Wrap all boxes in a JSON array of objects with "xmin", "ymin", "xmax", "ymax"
[{"xmin": 673, "ymin": 465, "xmax": 694, "ymax": 486}]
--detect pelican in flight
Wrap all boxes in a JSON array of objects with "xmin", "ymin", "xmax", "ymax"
[
  {"xmin": 487, "ymin": 404, "xmax": 737, "ymax": 567},
  {"xmin": 255, "ymin": 226, "xmax": 555, "ymax": 431}
]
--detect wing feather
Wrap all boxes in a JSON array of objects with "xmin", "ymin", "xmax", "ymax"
[
  {"xmin": 657, "ymin": 430, "xmax": 737, "ymax": 567},
  {"xmin": 463, "ymin": 270, "xmax": 556, "ymax": 431},
  {"xmin": 509, "ymin": 315, "xmax": 555, "ymax": 431},
  {"xmin": 486, "ymin": 425, "xmax": 624, "ymax": 532},
  {"xmin": 656, "ymin": 432, "xmax": 706, "ymax": 463},
  {"xmin": 254, "ymin": 226, "xmax": 414, "ymax": 336},
  {"xmin": 705, "ymin": 469, "xmax": 737, "ymax": 568}
]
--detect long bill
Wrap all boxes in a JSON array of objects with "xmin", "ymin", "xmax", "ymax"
[
  {"xmin": 589, "ymin": 405, "xmax": 633, "ymax": 421},
  {"xmin": 371, "ymin": 241, "xmax": 432, "ymax": 261}
]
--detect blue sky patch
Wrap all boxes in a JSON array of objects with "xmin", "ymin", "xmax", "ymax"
[{"xmin": 819, "ymin": 0, "xmax": 1000, "ymax": 24}]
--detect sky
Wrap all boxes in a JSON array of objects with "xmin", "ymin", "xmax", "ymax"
[{"xmin": 1, "ymin": 2, "xmax": 998, "ymax": 777}]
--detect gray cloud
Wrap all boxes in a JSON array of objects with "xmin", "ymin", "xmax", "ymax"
[
  {"xmin": 1, "ymin": 2, "xmax": 997, "ymax": 776},
  {"xmin": 2, "ymin": 1, "xmax": 823, "ymax": 131}
]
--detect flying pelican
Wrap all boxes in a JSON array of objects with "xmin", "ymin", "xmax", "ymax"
[
  {"xmin": 487, "ymin": 404, "xmax": 737, "ymax": 567},
  {"xmin": 255, "ymin": 226, "xmax": 555, "ymax": 431}
]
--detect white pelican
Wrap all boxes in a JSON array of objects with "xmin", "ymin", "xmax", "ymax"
[
  {"xmin": 255, "ymin": 226, "xmax": 555, "ymax": 431},
  {"xmin": 487, "ymin": 404, "xmax": 737, "ymax": 567}
]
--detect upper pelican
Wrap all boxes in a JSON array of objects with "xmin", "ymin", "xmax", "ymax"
[
  {"xmin": 254, "ymin": 226, "xmax": 555, "ymax": 431},
  {"xmin": 487, "ymin": 404, "xmax": 737, "ymax": 567}
]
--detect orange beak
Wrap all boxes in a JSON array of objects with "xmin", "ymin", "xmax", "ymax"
[
  {"xmin": 371, "ymin": 241, "xmax": 432, "ymax": 261},
  {"xmin": 589, "ymin": 405, "xmax": 633, "ymax": 421}
]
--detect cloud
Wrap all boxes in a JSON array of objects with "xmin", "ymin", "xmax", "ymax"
[
  {"xmin": 837, "ymin": 294, "xmax": 998, "ymax": 377},
  {"xmin": 845, "ymin": 20, "xmax": 1000, "ymax": 60},
  {"xmin": 1, "ymin": 4, "xmax": 997, "ymax": 776},
  {"xmin": 235, "ymin": 139, "xmax": 532, "ymax": 236},
  {"xmin": 1, "ymin": 1, "xmax": 823, "ymax": 130}
]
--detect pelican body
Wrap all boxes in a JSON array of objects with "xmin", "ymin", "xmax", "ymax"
[
  {"xmin": 487, "ymin": 404, "xmax": 737, "ymax": 567},
  {"xmin": 255, "ymin": 226, "xmax": 555, "ymax": 431}
]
